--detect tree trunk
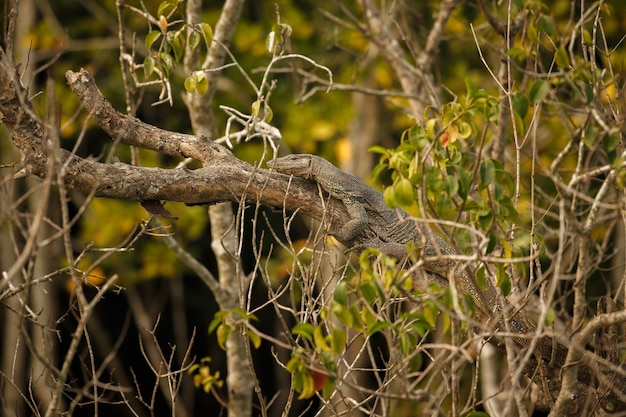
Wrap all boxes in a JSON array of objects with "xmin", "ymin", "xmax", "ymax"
[{"xmin": 183, "ymin": 1, "xmax": 253, "ymax": 416}]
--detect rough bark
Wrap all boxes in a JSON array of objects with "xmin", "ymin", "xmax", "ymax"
[
  {"xmin": 182, "ymin": 0, "xmax": 252, "ymax": 414},
  {"xmin": 0, "ymin": 58, "xmax": 347, "ymax": 228}
]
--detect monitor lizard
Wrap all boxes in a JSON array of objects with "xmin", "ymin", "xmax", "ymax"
[
  {"xmin": 268, "ymin": 153, "xmax": 620, "ymax": 410},
  {"xmin": 267, "ymin": 154, "xmax": 575, "ymax": 376},
  {"xmin": 268, "ymin": 153, "xmax": 506, "ymax": 324}
]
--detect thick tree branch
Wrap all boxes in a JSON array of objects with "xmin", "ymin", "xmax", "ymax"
[
  {"xmin": 0, "ymin": 52, "xmax": 351, "ymax": 245},
  {"xmin": 65, "ymin": 70, "xmax": 214, "ymax": 163}
]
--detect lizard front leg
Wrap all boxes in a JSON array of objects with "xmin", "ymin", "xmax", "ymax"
[{"xmin": 332, "ymin": 197, "xmax": 368, "ymax": 242}]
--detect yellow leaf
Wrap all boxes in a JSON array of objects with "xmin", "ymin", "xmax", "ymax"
[
  {"xmin": 159, "ymin": 15, "xmax": 168, "ymax": 31},
  {"xmin": 297, "ymin": 372, "xmax": 316, "ymax": 399},
  {"xmin": 440, "ymin": 125, "xmax": 459, "ymax": 147},
  {"xmin": 313, "ymin": 325, "xmax": 330, "ymax": 351}
]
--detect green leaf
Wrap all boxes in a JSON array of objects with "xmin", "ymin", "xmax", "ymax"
[
  {"xmin": 436, "ymin": 192, "xmax": 452, "ymax": 216},
  {"xmin": 409, "ymin": 318, "xmax": 431, "ymax": 338},
  {"xmin": 462, "ymin": 198, "xmax": 480, "ymax": 211},
  {"xmin": 486, "ymin": 233, "xmax": 497, "ymax": 253},
  {"xmin": 349, "ymin": 306, "xmax": 363, "ymax": 330},
  {"xmin": 198, "ymin": 23, "xmax": 213, "ymax": 49},
  {"xmin": 292, "ymin": 323, "xmax": 314, "ymax": 342},
  {"xmin": 527, "ymin": 22, "xmax": 539, "ymax": 44},
  {"xmin": 157, "ymin": 1, "xmax": 176, "ymax": 17},
  {"xmin": 409, "ymin": 124, "xmax": 428, "ymax": 150},
  {"xmin": 496, "ymin": 265, "xmax": 511, "ymax": 296},
  {"xmin": 368, "ymin": 145, "xmax": 388, "ymax": 155},
  {"xmin": 361, "ymin": 307, "xmax": 378, "ymax": 329},
  {"xmin": 184, "ymin": 76, "xmax": 196, "ymax": 93},
  {"xmin": 265, "ymin": 30, "xmax": 278, "ymax": 54},
  {"xmin": 333, "ymin": 281, "xmax": 348, "ymax": 305},
  {"xmin": 232, "ymin": 307, "xmax": 256, "ymax": 321},
  {"xmin": 463, "ymin": 294, "xmax": 476, "ymax": 317},
  {"xmin": 511, "ymin": 92, "xmax": 528, "ymax": 118},
  {"xmin": 477, "ymin": 211, "xmax": 494, "ymax": 230},
  {"xmin": 498, "ymin": 196, "xmax": 520, "ymax": 223},
  {"xmin": 265, "ymin": 105, "xmax": 273, "ymax": 123},
  {"xmin": 188, "ymin": 30, "xmax": 200, "ymax": 51},
  {"xmin": 394, "ymin": 177, "xmax": 415, "ymax": 206},
  {"xmin": 476, "ymin": 266, "xmax": 487, "ymax": 290},
  {"xmin": 425, "ymin": 118, "xmax": 438, "ymax": 140},
  {"xmin": 513, "ymin": 111, "xmax": 526, "ymax": 138},
  {"xmin": 360, "ymin": 280, "xmax": 378, "ymax": 305},
  {"xmin": 444, "ymin": 176, "xmax": 459, "ymax": 197},
  {"xmin": 440, "ymin": 309, "xmax": 451, "ymax": 334},
  {"xmin": 408, "ymin": 352, "xmax": 423, "ymax": 372},
  {"xmin": 423, "ymin": 304, "xmax": 439, "ymax": 328},
  {"xmin": 145, "ymin": 30, "xmax": 162, "ymax": 50},
  {"xmin": 398, "ymin": 332, "xmax": 417, "ymax": 357},
  {"xmin": 367, "ymin": 321, "xmax": 392, "ymax": 335},
  {"xmin": 617, "ymin": 165, "xmax": 626, "ymax": 187},
  {"xmin": 216, "ymin": 323, "xmax": 230, "ymax": 350},
  {"xmin": 143, "ymin": 56, "xmax": 155, "ymax": 78},
  {"xmin": 529, "ymin": 80, "xmax": 550, "ymax": 104},
  {"xmin": 455, "ymin": 166, "xmax": 470, "ymax": 199},
  {"xmin": 465, "ymin": 77, "xmax": 478, "ymax": 99},
  {"xmin": 332, "ymin": 303, "xmax": 351, "ymax": 327},
  {"xmin": 383, "ymin": 186, "xmax": 397, "ymax": 208},
  {"xmin": 457, "ymin": 121, "xmax": 472, "ymax": 139},
  {"xmin": 321, "ymin": 377, "xmax": 334, "ymax": 399},
  {"xmin": 251, "ymin": 100, "xmax": 261, "ymax": 117},
  {"xmin": 479, "ymin": 159, "xmax": 495, "ymax": 190},
  {"xmin": 208, "ymin": 311, "xmax": 226, "ymax": 334},
  {"xmin": 167, "ymin": 30, "xmax": 184, "ymax": 62},
  {"xmin": 159, "ymin": 52, "xmax": 174, "ymax": 77},
  {"xmin": 506, "ymin": 46, "xmax": 527, "ymax": 62},
  {"xmin": 425, "ymin": 167, "xmax": 443, "ymax": 193},
  {"xmin": 544, "ymin": 307, "xmax": 555, "ymax": 326},
  {"xmin": 313, "ymin": 325, "xmax": 330, "ymax": 352},
  {"xmin": 603, "ymin": 130, "xmax": 620, "ymax": 153},
  {"xmin": 286, "ymin": 354, "xmax": 303, "ymax": 373},
  {"xmin": 555, "ymin": 46, "xmax": 570, "ymax": 69},
  {"xmin": 196, "ymin": 76, "xmax": 209, "ymax": 95},
  {"xmin": 538, "ymin": 15, "xmax": 556, "ymax": 38},
  {"xmin": 331, "ymin": 327, "xmax": 346, "ymax": 354},
  {"xmin": 584, "ymin": 83, "xmax": 594, "ymax": 104},
  {"xmin": 246, "ymin": 331, "xmax": 262, "ymax": 349},
  {"xmin": 266, "ymin": 23, "xmax": 292, "ymax": 54},
  {"xmin": 369, "ymin": 164, "xmax": 385, "ymax": 183},
  {"xmin": 583, "ymin": 126, "xmax": 599, "ymax": 149}
]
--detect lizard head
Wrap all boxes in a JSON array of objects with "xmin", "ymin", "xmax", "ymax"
[{"xmin": 267, "ymin": 154, "xmax": 314, "ymax": 179}]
